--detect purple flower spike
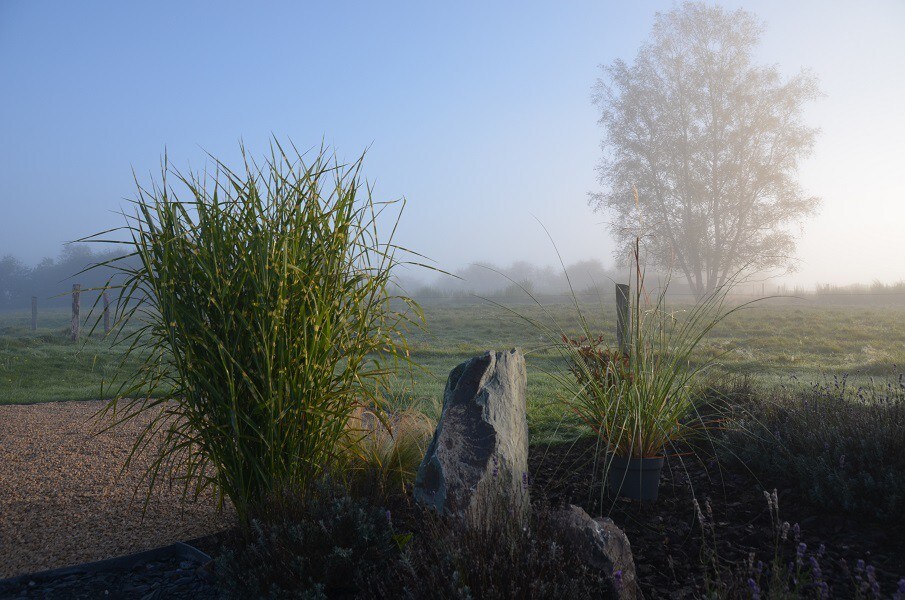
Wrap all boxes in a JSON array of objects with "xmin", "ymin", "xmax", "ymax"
[
  {"xmin": 893, "ymin": 578, "xmax": 905, "ymax": 600},
  {"xmin": 809, "ymin": 556, "xmax": 822, "ymax": 581},
  {"xmin": 747, "ymin": 578, "xmax": 761, "ymax": 600},
  {"xmin": 795, "ymin": 542, "xmax": 807, "ymax": 567},
  {"xmin": 866, "ymin": 564, "xmax": 880, "ymax": 598}
]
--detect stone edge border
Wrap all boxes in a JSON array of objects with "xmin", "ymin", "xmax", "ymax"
[{"xmin": 0, "ymin": 542, "xmax": 212, "ymax": 592}]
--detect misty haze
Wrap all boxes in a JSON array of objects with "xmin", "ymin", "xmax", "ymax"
[{"xmin": 1, "ymin": 2, "xmax": 904, "ymax": 598}]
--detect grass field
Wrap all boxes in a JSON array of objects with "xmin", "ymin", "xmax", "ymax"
[{"xmin": 4, "ymin": 299, "xmax": 905, "ymax": 440}]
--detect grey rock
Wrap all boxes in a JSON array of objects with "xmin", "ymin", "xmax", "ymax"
[
  {"xmin": 414, "ymin": 349, "xmax": 530, "ymax": 524},
  {"xmin": 550, "ymin": 504, "xmax": 640, "ymax": 600}
]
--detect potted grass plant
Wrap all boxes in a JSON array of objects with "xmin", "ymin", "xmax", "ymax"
[
  {"xmin": 488, "ymin": 221, "xmax": 746, "ymax": 502},
  {"xmin": 562, "ymin": 236, "xmax": 743, "ymax": 502}
]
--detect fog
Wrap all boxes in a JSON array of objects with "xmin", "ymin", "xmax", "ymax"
[{"xmin": 1, "ymin": 1, "xmax": 903, "ymax": 294}]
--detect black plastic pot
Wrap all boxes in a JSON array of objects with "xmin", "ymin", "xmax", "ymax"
[{"xmin": 607, "ymin": 455, "xmax": 665, "ymax": 502}]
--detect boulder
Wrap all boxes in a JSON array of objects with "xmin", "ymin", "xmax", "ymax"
[
  {"xmin": 550, "ymin": 504, "xmax": 639, "ymax": 600},
  {"xmin": 413, "ymin": 349, "xmax": 530, "ymax": 524}
]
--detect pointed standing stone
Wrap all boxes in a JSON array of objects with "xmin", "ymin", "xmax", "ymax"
[{"xmin": 414, "ymin": 349, "xmax": 530, "ymax": 524}]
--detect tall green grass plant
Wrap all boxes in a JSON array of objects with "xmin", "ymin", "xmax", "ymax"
[{"xmin": 89, "ymin": 142, "xmax": 423, "ymax": 521}]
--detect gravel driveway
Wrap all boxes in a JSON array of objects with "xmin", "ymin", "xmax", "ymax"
[{"xmin": 0, "ymin": 400, "xmax": 234, "ymax": 579}]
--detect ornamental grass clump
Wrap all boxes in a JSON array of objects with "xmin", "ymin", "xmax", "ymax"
[
  {"xmin": 563, "ymin": 265, "xmax": 740, "ymax": 460},
  {"xmin": 91, "ymin": 142, "xmax": 422, "ymax": 522},
  {"xmin": 342, "ymin": 405, "xmax": 435, "ymax": 500},
  {"xmin": 525, "ymin": 234, "xmax": 747, "ymax": 463}
]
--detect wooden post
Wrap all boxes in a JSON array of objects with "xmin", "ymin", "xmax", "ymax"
[
  {"xmin": 103, "ymin": 291, "xmax": 111, "ymax": 335},
  {"xmin": 31, "ymin": 296, "xmax": 37, "ymax": 331},
  {"xmin": 70, "ymin": 284, "xmax": 81, "ymax": 342},
  {"xmin": 616, "ymin": 283, "xmax": 630, "ymax": 355}
]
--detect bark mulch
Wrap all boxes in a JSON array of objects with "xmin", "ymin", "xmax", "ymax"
[{"xmin": 528, "ymin": 437, "xmax": 905, "ymax": 598}]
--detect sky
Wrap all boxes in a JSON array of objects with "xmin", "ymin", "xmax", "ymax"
[{"xmin": 1, "ymin": 1, "xmax": 904, "ymax": 287}]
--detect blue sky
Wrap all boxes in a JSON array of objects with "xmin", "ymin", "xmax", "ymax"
[{"xmin": 1, "ymin": 1, "xmax": 904, "ymax": 285}]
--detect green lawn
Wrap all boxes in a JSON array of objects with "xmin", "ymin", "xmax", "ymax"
[
  {"xmin": 4, "ymin": 300, "xmax": 904, "ymax": 441},
  {"xmin": 0, "ymin": 308, "xmax": 152, "ymax": 404}
]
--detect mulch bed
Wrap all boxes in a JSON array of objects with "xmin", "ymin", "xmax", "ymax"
[
  {"xmin": 6, "ymin": 399, "xmax": 900, "ymax": 597},
  {"xmin": 528, "ymin": 437, "xmax": 905, "ymax": 598},
  {"xmin": 186, "ymin": 437, "xmax": 905, "ymax": 598}
]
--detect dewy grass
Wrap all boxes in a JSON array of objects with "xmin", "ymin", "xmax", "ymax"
[{"xmin": 86, "ymin": 141, "xmax": 424, "ymax": 522}]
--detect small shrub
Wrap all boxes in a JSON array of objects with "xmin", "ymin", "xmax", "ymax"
[
  {"xmin": 724, "ymin": 374, "xmax": 905, "ymax": 523},
  {"xmin": 381, "ymin": 502, "xmax": 613, "ymax": 599},
  {"xmin": 697, "ymin": 490, "xmax": 905, "ymax": 599},
  {"xmin": 216, "ymin": 488, "xmax": 398, "ymax": 599},
  {"xmin": 564, "ymin": 334, "xmax": 633, "ymax": 392}
]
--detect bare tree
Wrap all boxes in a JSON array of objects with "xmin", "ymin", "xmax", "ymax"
[{"xmin": 590, "ymin": 2, "xmax": 820, "ymax": 297}]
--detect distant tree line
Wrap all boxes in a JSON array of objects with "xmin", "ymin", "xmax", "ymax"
[
  {"xmin": 0, "ymin": 244, "xmax": 135, "ymax": 309},
  {"xmin": 5, "ymin": 246, "xmax": 900, "ymax": 310},
  {"xmin": 397, "ymin": 259, "xmax": 905, "ymax": 306},
  {"xmin": 397, "ymin": 259, "xmax": 647, "ymax": 301}
]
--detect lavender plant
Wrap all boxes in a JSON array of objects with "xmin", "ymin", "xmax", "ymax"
[
  {"xmin": 725, "ymin": 373, "xmax": 905, "ymax": 523},
  {"xmin": 384, "ymin": 500, "xmax": 612, "ymax": 599},
  {"xmin": 697, "ymin": 489, "xmax": 902, "ymax": 599}
]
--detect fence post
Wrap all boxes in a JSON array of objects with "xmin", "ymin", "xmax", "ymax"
[
  {"xmin": 31, "ymin": 296, "xmax": 37, "ymax": 331},
  {"xmin": 70, "ymin": 284, "xmax": 81, "ymax": 342},
  {"xmin": 616, "ymin": 283, "xmax": 630, "ymax": 355},
  {"xmin": 103, "ymin": 291, "xmax": 111, "ymax": 335}
]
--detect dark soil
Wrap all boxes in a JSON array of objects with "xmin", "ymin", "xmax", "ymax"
[
  {"xmin": 528, "ymin": 437, "xmax": 905, "ymax": 598},
  {"xmin": 174, "ymin": 439, "xmax": 905, "ymax": 599}
]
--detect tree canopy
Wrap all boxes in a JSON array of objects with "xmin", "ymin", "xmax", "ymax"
[{"xmin": 590, "ymin": 2, "xmax": 820, "ymax": 297}]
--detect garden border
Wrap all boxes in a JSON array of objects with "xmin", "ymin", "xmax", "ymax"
[{"xmin": 0, "ymin": 541, "xmax": 211, "ymax": 593}]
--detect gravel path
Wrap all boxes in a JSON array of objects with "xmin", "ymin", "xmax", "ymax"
[{"xmin": 0, "ymin": 400, "xmax": 234, "ymax": 579}]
